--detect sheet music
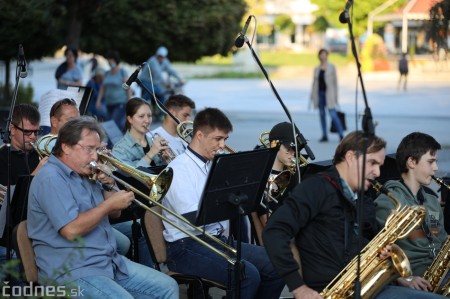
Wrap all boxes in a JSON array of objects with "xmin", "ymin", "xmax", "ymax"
[{"xmin": 38, "ymin": 89, "xmax": 82, "ymax": 127}]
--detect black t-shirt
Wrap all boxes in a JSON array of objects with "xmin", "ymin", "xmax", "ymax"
[{"xmin": 0, "ymin": 145, "xmax": 40, "ymax": 186}]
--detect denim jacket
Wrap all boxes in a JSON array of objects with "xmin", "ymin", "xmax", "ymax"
[{"xmin": 112, "ymin": 131, "xmax": 164, "ymax": 168}]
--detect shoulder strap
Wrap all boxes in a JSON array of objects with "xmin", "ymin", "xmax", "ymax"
[{"xmin": 322, "ymin": 174, "xmax": 353, "ymax": 263}]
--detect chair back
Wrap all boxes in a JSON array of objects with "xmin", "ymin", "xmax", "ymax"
[
  {"xmin": 142, "ymin": 207, "xmax": 167, "ymax": 264},
  {"xmin": 13, "ymin": 220, "xmax": 38, "ymax": 282}
]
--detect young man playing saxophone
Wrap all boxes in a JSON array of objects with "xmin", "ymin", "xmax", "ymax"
[{"xmin": 375, "ymin": 132, "xmax": 448, "ymax": 291}]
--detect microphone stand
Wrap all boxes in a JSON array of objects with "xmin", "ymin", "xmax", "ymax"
[
  {"xmin": 240, "ymin": 36, "xmax": 315, "ymax": 181},
  {"xmin": 0, "ymin": 49, "xmax": 26, "ymax": 261},
  {"xmin": 344, "ymin": 11, "xmax": 375, "ymax": 299}
]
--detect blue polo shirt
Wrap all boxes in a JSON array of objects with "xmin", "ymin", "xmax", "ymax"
[{"xmin": 27, "ymin": 155, "xmax": 128, "ymax": 285}]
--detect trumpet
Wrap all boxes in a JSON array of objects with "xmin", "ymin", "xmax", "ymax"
[
  {"xmin": 433, "ymin": 176, "xmax": 450, "ymax": 190},
  {"xmin": 176, "ymin": 120, "xmax": 236, "ymax": 154},
  {"xmin": 93, "ymin": 152, "xmax": 237, "ymax": 264},
  {"xmin": 149, "ymin": 132, "xmax": 177, "ymax": 164}
]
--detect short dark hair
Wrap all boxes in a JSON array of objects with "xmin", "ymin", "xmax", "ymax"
[
  {"xmin": 165, "ymin": 94, "xmax": 196, "ymax": 111},
  {"xmin": 53, "ymin": 116, "xmax": 105, "ymax": 157},
  {"xmin": 12, "ymin": 103, "xmax": 40, "ymax": 126},
  {"xmin": 125, "ymin": 97, "xmax": 152, "ymax": 131},
  {"xmin": 396, "ymin": 132, "xmax": 441, "ymax": 174},
  {"xmin": 105, "ymin": 50, "xmax": 120, "ymax": 64},
  {"xmin": 333, "ymin": 131, "xmax": 386, "ymax": 165},
  {"xmin": 64, "ymin": 46, "xmax": 78, "ymax": 61},
  {"xmin": 193, "ymin": 108, "xmax": 232, "ymax": 136},
  {"xmin": 50, "ymin": 98, "xmax": 77, "ymax": 118},
  {"xmin": 318, "ymin": 48, "xmax": 329, "ymax": 56}
]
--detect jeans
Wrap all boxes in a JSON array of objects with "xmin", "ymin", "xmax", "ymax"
[
  {"xmin": 107, "ymin": 103, "xmax": 126, "ymax": 133},
  {"xmin": 375, "ymin": 285, "xmax": 446, "ymax": 299},
  {"xmin": 71, "ymin": 257, "xmax": 178, "ymax": 299},
  {"xmin": 112, "ymin": 228, "xmax": 131, "ymax": 256},
  {"xmin": 318, "ymin": 90, "xmax": 344, "ymax": 139},
  {"xmin": 113, "ymin": 220, "xmax": 154, "ymax": 268},
  {"xmin": 167, "ymin": 235, "xmax": 285, "ymax": 299}
]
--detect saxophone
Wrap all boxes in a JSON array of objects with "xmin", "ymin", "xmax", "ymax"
[
  {"xmin": 320, "ymin": 179, "xmax": 426, "ymax": 299},
  {"xmin": 423, "ymin": 236, "xmax": 450, "ymax": 295}
]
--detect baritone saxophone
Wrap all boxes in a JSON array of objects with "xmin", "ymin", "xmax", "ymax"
[{"xmin": 320, "ymin": 179, "xmax": 426, "ymax": 299}]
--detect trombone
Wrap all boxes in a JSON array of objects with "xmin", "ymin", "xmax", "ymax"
[
  {"xmin": 31, "ymin": 134, "xmax": 57, "ymax": 159},
  {"xmin": 176, "ymin": 120, "xmax": 236, "ymax": 154},
  {"xmin": 93, "ymin": 152, "xmax": 237, "ymax": 265}
]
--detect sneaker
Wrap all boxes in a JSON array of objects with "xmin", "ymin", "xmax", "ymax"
[{"xmin": 319, "ymin": 137, "xmax": 328, "ymax": 142}]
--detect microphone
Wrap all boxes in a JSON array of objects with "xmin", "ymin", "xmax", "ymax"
[
  {"xmin": 18, "ymin": 44, "xmax": 27, "ymax": 78},
  {"xmin": 339, "ymin": 0, "xmax": 353, "ymax": 24},
  {"xmin": 122, "ymin": 63, "xmax": 144, "ymax": 90},
  {"xmin": 234, "ymin": 16, "xmax": 251, "ymax": 48},
  {"xmin": 296, "ymin": 133, "xmax": 315, "ymax": 161}
]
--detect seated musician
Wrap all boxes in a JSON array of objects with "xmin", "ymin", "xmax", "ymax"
[
  {"xmin": 375, "ymin": 132, "xmax": 449, "ymax": 291},
  {"xmin": 263, "ymin": 131, "xmax": 444, "ymax": 299},
  {"xmin": 112, "ymin": 97, "xmax": 168, "ymax": 167},
  {"xmin": 162, "ymin": 107, "xmax": 285, "ymax": 299},
  {"xmin": 27, "ymin": 116, "xmax": 178, "ymax": 298},
  {"xmin": 112, "ymin": 97, "xmax": 171, "ymax": 267},
  {"xmin": 0, "ymin": 104, "xmax": 47, "ymax": 260},
  {"xmin": 150, "ymin": 94, "xmax": 195, "ymax": 156},
  {"xmin": 252, "ymin": 122, "xmax": 299, "ymax": 244}
]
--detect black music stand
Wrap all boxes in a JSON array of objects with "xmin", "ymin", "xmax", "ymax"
[
  {"xmin": 0, "ymin": 175, "xmax": 33, "ymax": 249},
  {"xmin": 194, "ymin": 147, "xmax": 277, "ymax": 299}
]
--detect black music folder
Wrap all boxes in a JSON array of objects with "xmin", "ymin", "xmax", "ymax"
[{"xmin": 186, "ymin": 147, "xmax": 277, "ymax": 226}]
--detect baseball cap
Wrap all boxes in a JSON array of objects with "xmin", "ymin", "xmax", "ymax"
[
  {"xmin": 269, "ymin": 122, "xmax": 298, "ymax": 148},
  {"xmin": 156, "ymin": 46, "xmax": 168, "ymax": 57}
]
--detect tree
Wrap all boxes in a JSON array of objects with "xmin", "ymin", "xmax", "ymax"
[
  {"xmin": 310, "ymin": 0, "xmax": 406, "ymax": 37},
  {"xmin": 79, "ymin": 0, "xmax": 248, "ymax": 63},
  {"xmin": 0, "ymin": 0, "xmax": 65, "ymax": 101},
  {"xmin": 430, "ymin": 0, "xmax": 450, "ymax": 51},
  {"xmin": 0, "ymin": 0, "xmax": 247, "ymax": 98}
]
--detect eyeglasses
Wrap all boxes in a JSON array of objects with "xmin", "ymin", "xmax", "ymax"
[
  {"xmin": 50, "ymin": 98, "xmax": 77, "ymax": 117},
  {"xmin": 12, "ymin": 124, "xmax": 41, "ymax": 136},
  {"xmin": 76, "ymin": 143, "xmax": 100, "ymax": 155}
]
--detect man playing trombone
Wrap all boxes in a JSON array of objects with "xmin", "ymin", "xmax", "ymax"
[
  {"xmin": 162, "ymin": 107, "xmax": 285, "ymax": 298},
  {"xmin": 27, "ymin": 116, "xmax": 178, "ymax": 298}
]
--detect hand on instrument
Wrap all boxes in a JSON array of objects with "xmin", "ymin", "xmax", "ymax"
[
  {"xmin": 31, "ymin": 156, "xmax": 49, "ymax": 175},
  {"xmin": 397, "ymin": 276, "xmax": 432, "ymax": 291},
  {"xmin": 292, "ymin": 285, "xmax": 323, "ymax": 299},
  {"xmin": 146, "ymin": 137, "xmax": 169, "ymax": 161},
  {"xmin": 378, "ymin": 244, "xmax": 393, "ymax": 260},
  {"xmin": 106, "ymin": 190, "xmax": 134, "ymax": 211}
]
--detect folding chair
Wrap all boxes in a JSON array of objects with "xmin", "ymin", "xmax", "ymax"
[
  {"xmin": 141, "ymin": 208, "xmax": 226, "ymax": 299},
  {"xmin": 12, "ymin": 220, "xmax": 39, "ymax": 286}
]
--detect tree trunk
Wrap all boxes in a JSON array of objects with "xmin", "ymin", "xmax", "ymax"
[{"xmin": 65, "ymin": 0, "xmax": 84, "ymax": 48}]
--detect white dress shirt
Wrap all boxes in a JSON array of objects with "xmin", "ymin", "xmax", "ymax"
[
  {"xmin": 150, "ymin": 126, "xmax": 187, "ymax": 156},
  {"xmin": 162, "ymin": 147, "xmax": 227, "ymax": 242}
]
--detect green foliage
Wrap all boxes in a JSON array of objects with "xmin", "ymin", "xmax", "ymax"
[
  {"xmin": 81, "ymin": 0, "xmax": 247, "ymax": 63},
  {"xmin": 429, "ymin": 0, "xmax": 450, "ymax": 50},
  {"xmin": 0, "ymin": 82, "xmax": 34, "ymax": 107},
  {"xmin": 274, "ymin": 15, "xmax": 295, "ymax": 33},
  {"xmin": 312, "ymin": 16, "xmax": 330, "ymax": 32},
  {"xmin": 360, "ymin": 34, "xmax": 389, "ymax": 72},
  {"xmin": 310, "ymin": 0, "xmax": 408, "ymax": 37},
  {"xmin": 0, "ymin": 0, "xmax": 65, "ymax": 61}
]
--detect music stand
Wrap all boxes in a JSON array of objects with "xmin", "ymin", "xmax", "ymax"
[
  {"xmin": 194, "ymin": 147, "xmax": 277, "ymax": 299},
  {"xmin": 0, "ymin": 175, "xmax": 33, "ymax": 248}
]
